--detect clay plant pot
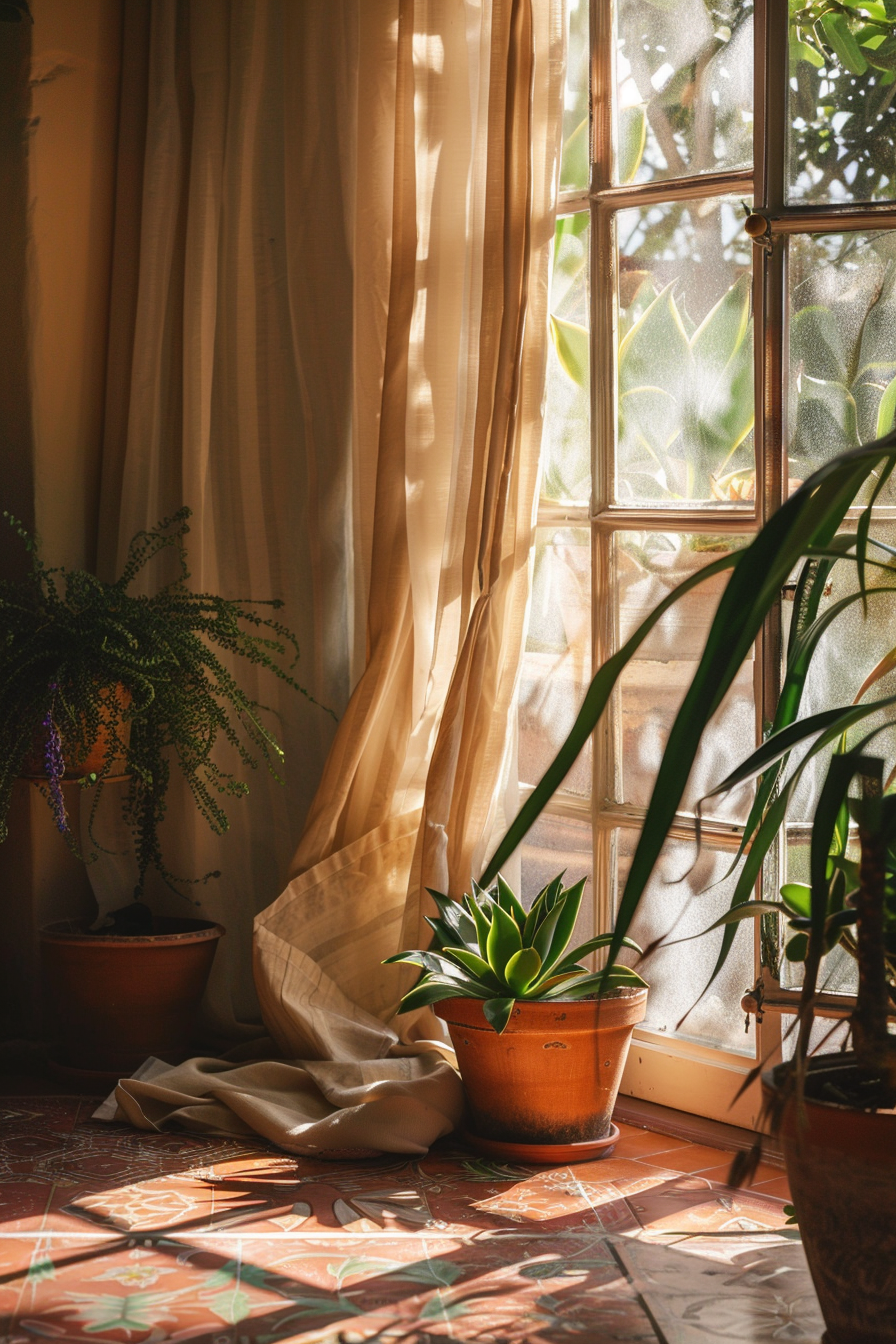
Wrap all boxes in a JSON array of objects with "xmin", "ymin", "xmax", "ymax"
[
  {"xmin": 436, "ymin": 988, "xmax": 647, "ymax": 1161},
  {"xmin": 21, "ymin": 683, "xmax": 132, "ymax": 779},
  {"xmin": 40, "ymin": 916, "xmax": 224, "ymax": 1080},
  {"xmin": 763, "ymin": 1054, "xmax": 896, "ymax": 1344}
]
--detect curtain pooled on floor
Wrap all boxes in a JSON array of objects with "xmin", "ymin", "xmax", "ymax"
[{"xmin": 105, "ymin": 0, "xmax": 565, "ymax": 1153}]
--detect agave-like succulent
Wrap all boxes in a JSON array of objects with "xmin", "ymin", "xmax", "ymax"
[{"xmin": 385, "ymin": 872, "xmax": 647, "ymax": 1034}]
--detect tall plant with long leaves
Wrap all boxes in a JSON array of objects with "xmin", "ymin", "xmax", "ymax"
[{"xmin": 483, "ymin": 432, "xmax": 896, "ymax": 1026}]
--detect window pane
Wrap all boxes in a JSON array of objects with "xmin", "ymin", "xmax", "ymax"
[
  {"xmin": 776, "ymin": 522, "xmax": 896, "ymax": 964},
  {"xmin": 560, "ymin": 0, "xmax": 589, "ymax": 191},
  {"xmin": 520, "ymin": 812, "xmax": 594, "ymax": 952},
  {"xmin": 788, "ymin": 8, "xmax": 896, "ymax": 205},
  {"xmin": 788, "ymin": 231, "xmax": 896, "ymax": 494},
  {"xmin": 614, "ymin": 829, "xmax": 756, "ymax": 1056},
  {"xmin": 780, "ymin": 841, "xmax": 859, "ymax": 997},
  {"xmin": 616, "ymin": 198, "xmax": 754, "ymax": 506},
  {"xmin": 610, "ymin": 531, "xmax": 755, "ymax": 819},
  {"xmin": 519, "ymin": 527, "xmax": 591, "ymax": 798},
  {"xmin": 615, "ymin": 0, "xmax": 753, "ymax": 186},
  {"xmin": 544, "ymin": 214, "xmax": 590, "ymax": 504}
]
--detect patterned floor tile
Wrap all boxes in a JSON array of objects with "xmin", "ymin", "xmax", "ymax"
[
  {"xmin": 0, "ymin": 1228, "xmax": 661, "ymax": 1343},
  {"xmin": 625, "ymin": 1176, "xmax": 794, "ymax": 1237},
  {"xmin": 617, "ymin": 1234, "xmax": 825, "ymax": 1342},
  {"xmin": 0, "ymin": 1095, "xmax": 818, "ymax": 1343}
]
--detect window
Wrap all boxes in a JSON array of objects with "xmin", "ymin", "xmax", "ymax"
[{"xmin": 518, "ymin": 0, "xmax": 896, "ymax": 1126}]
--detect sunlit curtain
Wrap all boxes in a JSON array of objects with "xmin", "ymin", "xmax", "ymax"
[
  {"xmin": 255, "ymin": 0, "xmax": 566, "ymax": 1059},
  {"xmin": 98, "ymin": 0, "xmax": 565, "ymax": 1074}
]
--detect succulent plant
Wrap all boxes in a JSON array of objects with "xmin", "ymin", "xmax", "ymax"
[{"xmin": 385, "ymin": 872, "xmax": 647, "ymax": 1034}]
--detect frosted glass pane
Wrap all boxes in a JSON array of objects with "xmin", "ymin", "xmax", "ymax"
[
  {"xmin": 520, "ymin": 812, "xmax": 594, "ymax": 954},
  {"xmin": 782, "ymin": 1015, "xmax": 850, "ymax": 1061},
  {"xmin": 788, "ymin": 231, "xmax": 896, "ymax": 495},
  {"xmin": 560, "ymin": 0, "xmax": 589, "ymax": 192},
  {"xmin": 615, "ymin": 0, "xmax": 752, "ymax": 185},
  {"xmin": 788, "ymin": 10, "xmax": 896, "ymax": 205},
  {"xmin": 612, "ymin": 532, "xmax": 755, "ymax": 820},
  {"xmin": 616, "ymin": 198, "xmax": 754, "ymax": 506},
  {"xmin": 614, "ymin": 830, "xmax": 756, "ymax": 1056},
  {"xmin": 544, "ymin": 214, "xmax": 590, "ymax": 504},
  {"xmin": 519, "ymin": 528, "xmax": 591, "ymax": 798}
]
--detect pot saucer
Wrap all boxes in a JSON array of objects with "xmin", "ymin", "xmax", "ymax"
[{"xmin": 459, "ymin": 1121, "xmax": 620, "ymax": 1165}]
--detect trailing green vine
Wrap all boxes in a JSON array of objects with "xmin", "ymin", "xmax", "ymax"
[{"xmin": 0, "ymin": 507, "xmax": 332, "ymax": 901}]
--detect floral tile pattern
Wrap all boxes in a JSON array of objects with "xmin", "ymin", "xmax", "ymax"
[{"xmin": 0, "ymin": 1095, "xmax": 818, "ymax": 1343}]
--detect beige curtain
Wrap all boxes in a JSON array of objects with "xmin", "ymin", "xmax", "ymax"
[{"xmin": 104, "ymin": 0, "xmax": 566, "ymax": 1152}]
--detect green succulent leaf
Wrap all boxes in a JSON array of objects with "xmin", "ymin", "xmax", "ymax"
[
  {"xmin": 398, "ymin": 977, "xmax": 472, "ymax": 1013},
  {"xmin": 483, "ymin": 996, "xmax": 516, "ymax": 1033},
  {"xmin": 464, "ymin": 892, "xmax": 493, "ymax": 958},
  {"xmin": 426, "ymin": 889, "xmax": 478, "ymax": 946},
  {"xmin": 541, "ymin": 966, "xmax": 648, "ymax": 999},
  {"xmin": 505, "ymin": 947, "xmax": 543, "ymax": 996},
  {"xmin": 442, "ymin": 946, "xmax": 504, "ymax": 991},
  {"xmin": 495, "ymin": 874, "xmax": 527, "ymax": 928},
  {"xmin": 486, "ymin": 903, "xmax": 523, "ymax": 975},
  {"xmin": 533, "ymin": 877, "xmax": 587, "ymax": 979}
]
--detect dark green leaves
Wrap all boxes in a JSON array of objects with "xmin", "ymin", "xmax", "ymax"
[{"xmin": 387, "ymin": 871, "xmax": 647, "ymax": 1033}]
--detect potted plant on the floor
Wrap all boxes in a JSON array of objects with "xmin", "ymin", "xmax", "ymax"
[
  {"xmin": 386, "ymin": 874, "xmax": 647, "ymax": 1161},
  {"xmin": 488, "ymin": 431, "xmax": 896, "ymax": 1340},
  {"xmin": 0, "ymin": 507, "xmax": 329, "ymax": 1077}
]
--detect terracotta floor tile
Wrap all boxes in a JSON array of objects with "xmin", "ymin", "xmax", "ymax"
[
  {"xmin": 751, "ymin": 1174, "xmax": 793, "ymax": 1201},
  {"xmin": 644, "ymin": 1141, "xmax": 732, "ymax": 1174},
  {"xmin": 609, "ymin": 1129, "xmax": 695, "ymax": 1161},
  {"xmin": 627, "ymin": 1175, "xmax": 794, "ymax": 1237},
  {"xmin": 695, "ymin": 1159, "xmax": 786, "ymax": 1189}
]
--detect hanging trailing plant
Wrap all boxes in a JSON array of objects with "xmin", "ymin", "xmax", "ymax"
[{"xmin": 0, "ymin": 507, "xmax": 332, "ymax": 905}]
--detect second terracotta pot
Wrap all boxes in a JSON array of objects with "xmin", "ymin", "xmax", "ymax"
[
  {"xmin": 40, "ymin": 916, "xmax": 224, "ymax": 1077},
  {"xmin": 764, "ymin": 1055, "xmax": 896, "ymax": 1344},
  {"xmin": 436, "ymin": 989, "xmax": 647, "ymax": 1145}
]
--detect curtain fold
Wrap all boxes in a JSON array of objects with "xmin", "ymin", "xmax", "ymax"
[{"xmin": 104, "ymin": 0, "xmax": 565, "ymax": 1152}]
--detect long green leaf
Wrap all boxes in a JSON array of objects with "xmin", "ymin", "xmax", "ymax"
[
  {"xmin": 536, "ymin": 877, "xmax": 586, "ymax": 978},
  {"xmin": 505, "ymin": 947, "xmax": 543, "ymax": 996},
  {"xmin": 480, "ymin": 552, "xmax": 740, "ymax": 884},
  {"xmin": 486, "ymin": 903, "xmax": 522, "ymax": 976},
  {"xmin": 495, "ymin": 874, "xmax": 527, "ymax": 928}
]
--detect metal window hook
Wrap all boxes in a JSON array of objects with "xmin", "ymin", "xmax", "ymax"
[{"xmin": 741, "ymin": 200, "xmax": 774, "ymax": 254}]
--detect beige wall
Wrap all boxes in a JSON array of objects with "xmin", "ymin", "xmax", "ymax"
[
  {"xmin": 0, "ymin": 1, "xmax": 123, "ymax": 1040},
  {"xmin": 29, "ymin": 0, "xmax": 122, "ymax": 570}
]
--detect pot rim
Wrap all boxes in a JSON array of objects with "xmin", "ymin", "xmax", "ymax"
[
  {"xmin": 436, "ymin": 987, "xmax": 647, "ymax": 1009},
  {"xmin": 40, "ymin": 918, "xmax": 225, "ymax": 949},
  {"xmin": 762, "ymin": 1052, "xmax": 896, "ymax": 1116},
  {"xmin": 435, "ymin": 987, "xmax": 648, "ymax": 1031}
]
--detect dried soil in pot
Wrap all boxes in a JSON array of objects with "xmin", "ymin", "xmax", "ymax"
[
  {"xmin": 436, "ymin": 988, "xmax": 647, "ymax": 1145},
  {"xmin": 40, "ymin": 916, "xmax": 223, "ymax": 1077},
  {"xmin": 763, "ymin": 1053, "xmax": 896, "ymax": 1344}
]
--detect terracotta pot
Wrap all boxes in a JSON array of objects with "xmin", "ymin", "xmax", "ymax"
[
  {"xmin": 21, "ymin": 683, "xmax": 132, "ymax": 779},
  {"xmin": 436, "ymin": 989, "xmax": 647, "ymax": 1145},
  {"xmin": 763, "ymin": 1055, "xmax": 896, "ymax": 1344},
  {"xmin": 40, "ymin": 916, "xmax": 224, "ymax": 1076}
]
